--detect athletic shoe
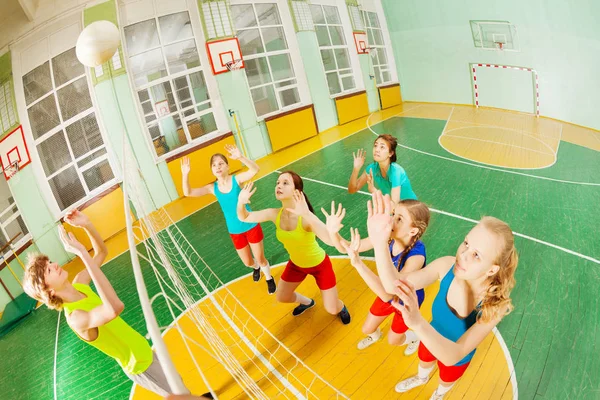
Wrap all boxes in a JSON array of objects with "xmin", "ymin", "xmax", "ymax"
[
  {"xmin": 357, "ymin": 329, "xmax": 382, "ymax": 350},
  {"xmin": 338, "ymin": 305, "xmax": 351, "ymax": 325},
  {"xmin": 395, "ymin": 375, "xmax": 429, "ymax": 393},
  {"xmin": 429, "ymin": 389, "xmax": 446, "ymax": 400},
  {"xmin": 404, "ymin": 339, "xmax": 420, "ymax": 356},
  {"xmin": 292, "ymin": 299, "xmax": 315, "ymax": 316},
  {"xmin": 252, "ymin": 267, "xmax": 261, "ymax": 282},
  {"xmin": 266, "ymin": 278, "xmax": 276, "ymax": 295}
]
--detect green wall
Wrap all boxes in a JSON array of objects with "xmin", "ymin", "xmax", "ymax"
[{"xmin": 381, "ymin": 0, "xmax": 600, "ymax": 129}]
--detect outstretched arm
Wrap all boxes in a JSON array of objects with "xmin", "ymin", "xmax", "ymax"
[
  {"xmin": 64, "ymin": 210, "xmax": 108, "ymax": 285},
  {"xmin": 343, "ymin": 228, "xmax": 391, "ymax": 301},
  {"xmin": 181, "ymin": 156, "xmax": 213, "ymax": 197},
  {"xmin": 348, "ymin": 149, "xmax": 369, "ymax": 193},
  {"xmin": 392, "ymin": 279, "xmax": 500, "ymax": 366},
  {"xmin": 227, "ymin": 144, "xmax": 260, "ymax": 184},
  {"xmin": 237, "ymin": 181, "xmax": 278, "ymax": 224},
  {"xmin": 59, "ymin": 227, "xmax": 124, "ymax": 330},
  {"xmin": 322, "ymin": 201, "xmax": 374, "ymax": 253}
]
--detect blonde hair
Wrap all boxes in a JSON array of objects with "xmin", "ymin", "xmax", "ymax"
[
  {"xmin": 23, "ymin": 254, "xmax": 64, "ymax": 310},
  {"xmin": 477, "ymin": 217, "xmax": 518, "ymax": 323},
  {"xmin": 396, "ymin": 200, "xmax": 430, "ymax": 267}
]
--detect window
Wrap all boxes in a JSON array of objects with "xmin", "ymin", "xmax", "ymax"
[
  {"xmin": 0, "ymin": 179, "xmax": 29, "ymax": 259},
  {"xmin": 124, "ymin": 11, "xmax": 219, "ymax": 159},
  {"xmin": 22, "ymin": 48, "xmax": 117, "ymax": 212},
  {"xmin": 363, "ymin": 11, "xmax": 392, "ymax": 85},
  {"xmin": 231, "ymin": 3, "xmax": 301, "ymax": 117},
  {"xmin": 310, "ymin": 4, "xmax": 356, "ymax": 96}
]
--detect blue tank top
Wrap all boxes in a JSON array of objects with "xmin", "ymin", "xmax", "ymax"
[
  {"xmin": 213, "ymin": 175, "xmax": 257, "ymax": 235},
  {"xmin": 430, "ymin": 267, "xmax": 478, "ymax": 366},
  {"xmin": 390, "ymin": 239, "xmax": 426, "ymax": 305}
]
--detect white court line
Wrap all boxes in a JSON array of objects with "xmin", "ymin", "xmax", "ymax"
[
  {"xmin": 284, "ymin": 172, "xmax": 600, "ymax": 266},
  {"xmin": 441, "ymin": 133, "xmax": 556, "ymax": 156},
  {"xmin": 448, "ymin": 118, "xmax": 562, "ymax": 142},
  {"xmin": 443, "ymin": 126, "xmax": 557, "ymax": 156},
  {"xmin": 367, "ymin": 112, "xmax": 600, "ymax": 186}
]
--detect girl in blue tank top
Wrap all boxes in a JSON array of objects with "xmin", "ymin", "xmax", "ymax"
[
  {"xmin": 367, "ymin": 191, "xmax": 519, "ymax": 400},
  {"xmin": 181, "ymin": 144, "xmax": 276, "ymax": 295},
  {"xmin": 324, "ymin": 199, "xmax": 430, "ymax": 356}
]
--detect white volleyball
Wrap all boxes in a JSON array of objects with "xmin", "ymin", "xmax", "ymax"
[{"xmin": 76, "ymin": 21, "xmax": 121, "ymax": 67}]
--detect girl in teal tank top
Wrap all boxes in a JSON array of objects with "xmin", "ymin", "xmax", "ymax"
[
  {"xmin": 181, "ymin": 144, "xmax": 275, "ymax": 295},
  {"xmin": 367, "ymin": 192, "xmax": 519, "ymax": 399}
]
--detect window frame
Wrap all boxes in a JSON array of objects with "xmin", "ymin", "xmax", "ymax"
[{"xmin": 120, "ymin": 1, "xmax": 230, "ymax": 164}]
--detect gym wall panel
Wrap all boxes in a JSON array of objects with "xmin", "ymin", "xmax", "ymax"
[
  {"xmin": 265, "ymin": 105, "xmax": 318, "ymax": 152},
  {"xmin": 335, "ymin": 90, "xmax": 369, "ymax": 125},
  {"xmin": 379, "ymin": 83, "xmax": 402, "ymax": 109}
]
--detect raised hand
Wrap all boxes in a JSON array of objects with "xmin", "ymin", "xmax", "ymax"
[
  {"xmin": 58, "ymin": 226, "xmax": 86, "ymax": 256},
  {"xmin": 367, "ymin": 190, "xmax": 393, "ymax": 245},
  {"xmin": 181, "ymin": 156, "xmax": 191, "ymax": 175},
  {"xmin": 390, "ymin": 279, "xmax": 424, "ymax": 329},
  {"xmin": 353, "ymin": 149, "xmax": 366, "ymax": 170},
  {"xmin": 341, "ymin": 227, "xmax": 362, "ymax": 267},
  {"xmin": 64, "ymin": 209, "xmax": 90, "ymax": 228},
  {"xmin": 286, "ymin": 190, "xmax": 311, "ymax": 217},
  {"xmin": 239, "ymin": 181, "xmax": 257, "ymax": 205},
  {"xmin": 366, "ymin": 169, "xmax": 376, "ymax": 193},
  {"xmin": 225, "ymin": 144, "xmax": 242, "ymax": 160},
  {"xmin": 321, "ymin": 201, "xmax": 346, "ymax": 234}
]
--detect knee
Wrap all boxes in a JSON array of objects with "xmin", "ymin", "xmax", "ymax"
[
  {"xmin": 276, "ymin": 290, "xmax": 294, "ymax": 303},
  {"xmin": 388, "ymin": 333, "xmax": 406, "ymax": 346}
]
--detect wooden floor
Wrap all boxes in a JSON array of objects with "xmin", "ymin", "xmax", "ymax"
[{"xmin": 132, "ymin": 259, "xmax": 515, "ymax": 400}]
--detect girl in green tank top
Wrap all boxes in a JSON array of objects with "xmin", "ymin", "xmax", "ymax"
[{"xmin": 22, "ymin": 210, "xmax": 210, "ymax": 398}]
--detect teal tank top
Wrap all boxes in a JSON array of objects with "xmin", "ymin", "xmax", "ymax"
[{"xmin": 214, "ymin": 175, "xmax": 257, "ymax": 234}]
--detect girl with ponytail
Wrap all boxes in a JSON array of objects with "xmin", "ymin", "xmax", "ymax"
[
  {"xmin": 324, "ymin": 199, "xmax": 430, "ymax": 354},
  {"xmin": 237, "ymin": 171, "xmax": 351, "ymax": 325},
  {"xmin": 366, "ymin": 191, "xmax": 518, "ymax": 399}
]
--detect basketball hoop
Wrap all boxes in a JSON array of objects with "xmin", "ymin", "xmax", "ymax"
[
  {"xmin": 2, "ymin": 161, "xmax": 19, "ymax": 183},
  {"xmin": 494, "ymin": 41, "xmax": 504, "ymax": 51},
  {"xmin": 225, "ymin": 59, "xmax": 244, "ymax": 72}
]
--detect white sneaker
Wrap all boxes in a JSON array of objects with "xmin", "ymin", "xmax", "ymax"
[
  {"xmin": 429, "ymin": 389, "xmax": 446, "ymax": 400},
  {"xmin": 357, "ymin": 329, "xmax": 382, "ymax": 350},
  {"xmin": 404, "ymin": 339, "xmax": 420, "ymax": 356},
  {"xmin": 395, "ymin": 375, "xmax": 429, "ymax": 393}
]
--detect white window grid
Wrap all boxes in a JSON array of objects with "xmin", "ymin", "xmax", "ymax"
[
  {"xmin": 0, "ymin": 201, "xmax": 31, "ymax": 259},
  {"xmin": 24, "ymin": 52, "xmax": 118, "ymax": 213},
  {"xmin": 311, "ymin": 4, "xmax": 356, "ymax": 97},
  {"xmin": 363, "ymin": 10, "xmax": 392, "ymax": 85},
  {"xmin": 125, "ymin": 11, "xmax": 219, "ymax": 160},
  {"xmin": 0, "ymin": 80, "xmax": 18, "ymax": 134},
  {"xmin": 233, "ymin": 3, "xmax": 301, "ymax": 117}
]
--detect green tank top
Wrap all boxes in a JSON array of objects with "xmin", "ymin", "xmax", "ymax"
[{"xmin": 63, "ymin": 283, "xmax": 153, "ymax": 374}]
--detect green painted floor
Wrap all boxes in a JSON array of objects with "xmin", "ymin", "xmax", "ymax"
[{"xmin": 1, "ymin": 116, "xmax": 599, "ymax": 399}]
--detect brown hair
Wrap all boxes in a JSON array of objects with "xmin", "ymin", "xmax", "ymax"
[
  {"xmin": 477, "ymin": 217, "xmax": 518, "ymax": 323},
  {"xmin": 279, "ymin": 171, "xmax": 314, "ymax": 213},
  {"xmin": 376, "ymin": 134, "xmax": 398, "ymax": 163},
  {"xmin": 23, "ymin": 254, "xmax": 64, "ymax": 310},
  {"xmin": 210, "ymin": 153, "xmax": 228, "ymax": 167},
  {"xmin": 396, "ymin": 200, "xmax": 430, "ymax": 267}
]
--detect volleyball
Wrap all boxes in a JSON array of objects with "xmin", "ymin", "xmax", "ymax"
[{"xmin": 75, "ymin": 21, "xmax": 121, "ymax": 67}]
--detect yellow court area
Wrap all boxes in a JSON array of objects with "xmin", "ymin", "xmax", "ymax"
[{"xmin": 132, "ymin": 259, "xmax": 515, "ymax": 400}]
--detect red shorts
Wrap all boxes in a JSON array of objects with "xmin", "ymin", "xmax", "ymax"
[
  {"xmin": 280, "ymin": 255, "xmax": 336, "ymax": 290},
  {"xmin": 369, "ymin": 297, "xmax": 409, "ymax": 334},
  {"xmin": 229, "ymin": 224, "xmax": 264, "ymax": 250},
  {"xmin": 418, "ymin": 342, "xmax": 470, "ymax": 383}
]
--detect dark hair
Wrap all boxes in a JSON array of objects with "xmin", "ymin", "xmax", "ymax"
[
  {"xmin": 279, "ymin": 170, "xmax": 315, "ymax": 213},
  {"xmin": 396, "ymin": 200, "xmax": 430, "ymax": 268},
  {"xmin": 210, "ymin": 153, "xmax": 228, "ymax": 166},
  {"xmin": 376, "ymin": 134, "xmax": 398, "ymax": 163}
]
